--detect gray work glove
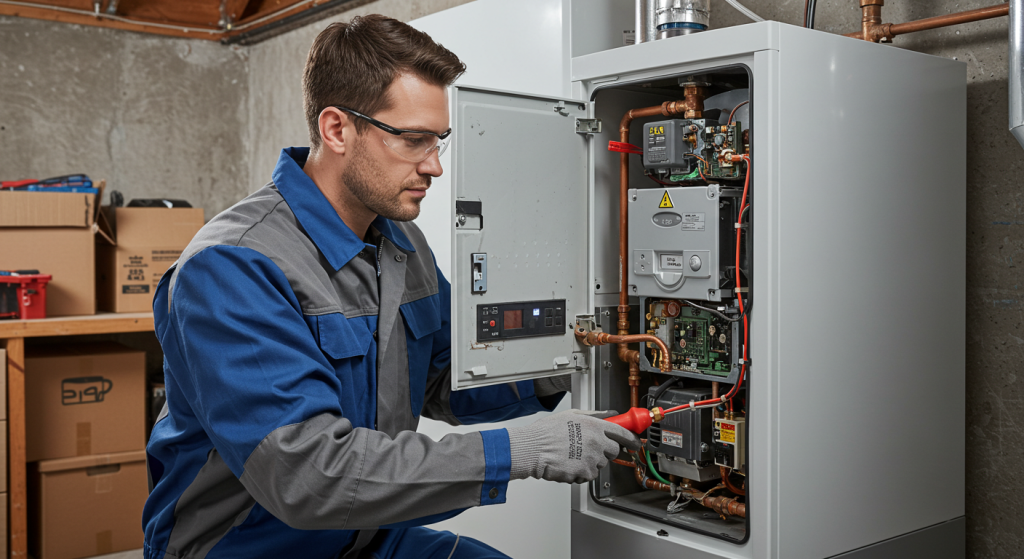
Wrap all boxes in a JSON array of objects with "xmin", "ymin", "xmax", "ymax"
[
  {"xmin": 507, "ymin": 409, "xmax": 640, "ymax": 484},
  {"xmin": 533, "ymin": 374, "xmax": 572, "ymax": 397}
]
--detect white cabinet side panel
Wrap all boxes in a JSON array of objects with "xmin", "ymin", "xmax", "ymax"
[{"xmin": 773, "ymin": 27, "xmax": 966, "ymax": 559}]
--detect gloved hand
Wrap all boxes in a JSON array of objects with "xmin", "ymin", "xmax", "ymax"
[{"xmin": 507, "ymin": 409, "xmax": 641, "ymax": 484}]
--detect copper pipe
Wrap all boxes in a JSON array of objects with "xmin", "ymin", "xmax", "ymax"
[
  {"xmin": 846, "ymin": 2, "xmax": 1009, "ymax": 42},
  {"xmin": 615, "ymin": 98, "xmax": 704, "ymax": 407},
  {"xmin": 632, "ymin": 462, "xmax": 672, "ymax": 492},
  {"xmin": 612, "ymin": 458, "xmax": 635, "ymax": 468},
  {"xmin": 575, "ymin": 329, "xmax": 672, "ymax": 374},
  {"xmin": 623, "ymin": 457, "xmax": 747, "ymax": 518},
  {"xmin": 628, "ymin": 361, "xmax": 641, "ymax": 408},
  {"xmin": 699, "ymin": 492, "xmax": 746, "ymax": 518},
  {"xmin": 858, "ymin": 0, "xmax": 884, "ymax": 42},
  {"xmin": 720, "ymin": 466, "xmax": 746, "ymax": 496},
  {"xmin": 712, "ymin": 381, "xmax": 720, "ymax": 419}
]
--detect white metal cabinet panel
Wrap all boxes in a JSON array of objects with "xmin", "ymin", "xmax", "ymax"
[
  {"xmin": 450, "ymin": 86, "xmax": 590, "ymax": 389},
  {"xmin": 771, "ymin": 25, "xmax": 966, "ymax": 559},
  {"xmin": 411, "ymin": 0, "xmax": 575, "ymax": 282}
]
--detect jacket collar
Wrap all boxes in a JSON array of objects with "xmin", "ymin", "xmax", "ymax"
[{"xmin": 272, "ymin": 147, "xmax": 416, "ymax": 271}]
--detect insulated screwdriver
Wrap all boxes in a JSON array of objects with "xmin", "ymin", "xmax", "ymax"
[{"xmin": 604, "ymin": 407, "xmax": 664, "ymax": 434}]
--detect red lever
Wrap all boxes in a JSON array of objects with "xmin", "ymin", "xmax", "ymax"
[{"xmin": 604, "ymin": 407, "xmax": 664, "ymax": 434}]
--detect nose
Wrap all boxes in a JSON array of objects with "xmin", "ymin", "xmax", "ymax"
[{"xmin": 417, "ymin": 147, "xmax": 443, "ymax": 178}]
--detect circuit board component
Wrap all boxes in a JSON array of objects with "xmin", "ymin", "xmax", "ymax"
[{"xmin": 645, "ymin": 299, "xmax": 737, "ymax": 378}]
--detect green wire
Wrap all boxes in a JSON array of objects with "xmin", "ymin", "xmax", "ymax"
[
  {"xmin": 669, "ymin": 168, "xmax": 700, "ymax": 182},
  {"xmin": 643, "ymin": 447, "xmax": 672, "ymax": 485}
]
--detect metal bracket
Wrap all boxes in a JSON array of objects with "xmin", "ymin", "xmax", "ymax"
[
  {"xmin": 471, "ymin": 253, "xmax": 487, "ymax": 294},
  {"xmin": 575, "ymin": 119, "xmax": 602, "ymax": 134},
  {"xmin": 553, "ymin": 100, "xmax": 570, "ymax": 116}
]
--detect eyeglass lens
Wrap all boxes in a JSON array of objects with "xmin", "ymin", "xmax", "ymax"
[{"xmin": 381, "ymin": 132, "xmax": 450, "ymax": 162}]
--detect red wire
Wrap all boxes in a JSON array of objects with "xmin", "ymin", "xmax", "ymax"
[{"xmin": 662, "ymin": 155, "xmax": 750, "ymax": 415}]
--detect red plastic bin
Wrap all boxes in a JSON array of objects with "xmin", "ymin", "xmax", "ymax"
[{"xmin": 0, "ymin": 270, "xmax": 52, "ymax": 320}]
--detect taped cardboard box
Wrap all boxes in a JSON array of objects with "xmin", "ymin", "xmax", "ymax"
[
  {"xmin": 29, "ymin": 450, "xmax": 146, "ymax": 559},
  {"xmin": 25, "ymin": 343, "xmax": 145, "ymax": 462},
  {"xmin": 0, "ymin": 181, "xmax": 109, "ymax": 317},
  {"xmin": 0, "ymin": 191, "xmax": 96, "ymax": 227},
  {"xmin": 97, "ymin": 206, "xmax": 204, "ymax": 313}
]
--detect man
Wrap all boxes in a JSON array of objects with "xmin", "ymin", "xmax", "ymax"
[{"xmin": 143, "ymin": 14, "xmax": 638, "ymax": 559}]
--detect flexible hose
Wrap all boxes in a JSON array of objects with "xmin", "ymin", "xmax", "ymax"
[{"xmin": 723, "ymin": 0, "xmax": 765, "ymax": 22}]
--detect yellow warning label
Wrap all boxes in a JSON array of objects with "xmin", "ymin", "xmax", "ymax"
[
  {"xmin": 659, "ymin": 191, "xmax": 673, "ymax": 208},
  {"xmin": 718, "ymin": 422, "xmax": 736, "ymax": 444}
]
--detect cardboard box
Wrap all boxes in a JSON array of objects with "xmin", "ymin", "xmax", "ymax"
[
  {"xmin": 0, "ymin": 191, "xmax": 96, "ymax": 227},
  {"xmin": 30, "ymin": 450, "xmax": 146, "ymax": 559},
  {"xmin": 0, "ymin": 492, "xmax": 8, "ymax": 559},
  {"xmin": 0, "ymin": 347, "xmax": 6, "ymax": 421},
  {"xmin": 97, "ymin": 207, "xmax": 204, "ymax": 313},
  {"xmin": 26, "ymin": 343, "xmax": 145, "ymax": 462},
  {"xmin": 0, "ymin": 182, "xmax": 106, "ymax": 317},
  {"xmin": 0, "ymin": 228, "xmax": 97, "ymax": 317}
]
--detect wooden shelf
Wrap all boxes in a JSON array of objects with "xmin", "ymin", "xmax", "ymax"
[
  {"xmin": 1, "ymin": 312, "xmax": 155, "ymax": 558},
  {"xmin": 0, "ymin": 312, "xmax": 154, "ymax": 339}
]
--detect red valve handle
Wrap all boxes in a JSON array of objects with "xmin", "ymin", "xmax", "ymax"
[{"xmin": 604, "ymin": 407, "xmax": 664, "ymax": 434}]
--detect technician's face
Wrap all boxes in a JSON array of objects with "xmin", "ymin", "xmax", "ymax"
[{"xmin": 342, "ymin": 73, "xmax": 448, "ymax": 222}]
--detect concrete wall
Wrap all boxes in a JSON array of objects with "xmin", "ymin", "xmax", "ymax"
[
  {"xmin": 0, "ymin": 17, "xmax": 250, "ymax": 220},
  {"xmin": 711, "ymin": 3, "xmax": 1014, "ymax": 558}
]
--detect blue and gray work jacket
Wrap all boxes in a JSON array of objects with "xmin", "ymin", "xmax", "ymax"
[{"xmin": 143, "ymin": 147, "xmax": 563, "ymax": 559}]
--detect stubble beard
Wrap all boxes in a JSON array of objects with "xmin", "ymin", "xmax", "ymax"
[{"xmin": 342, "ymin": 136, "xmax": 429, "ymax": 223}]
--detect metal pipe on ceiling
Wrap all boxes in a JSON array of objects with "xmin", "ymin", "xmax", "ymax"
[{"xmin": 1010, "ymin": 0, "xmax": 1024, "ymax": 148}]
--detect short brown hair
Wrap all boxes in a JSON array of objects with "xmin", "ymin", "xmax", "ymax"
[{"xmin": 302, "ymin": 14, "xmax": 466, "ymax": 149}]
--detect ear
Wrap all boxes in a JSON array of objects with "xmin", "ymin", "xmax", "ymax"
[{"xmin": 318, "ymin": 107, "xmax": 354, "ymax": 156}]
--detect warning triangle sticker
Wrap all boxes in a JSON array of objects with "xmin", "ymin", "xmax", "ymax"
[{"xmin": 659, "ymin": 191, "xmax": 674, "ymax": 208}]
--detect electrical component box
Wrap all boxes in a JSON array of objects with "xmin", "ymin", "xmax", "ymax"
[
  {"xmin": 713, "ymin": 416, "xmax": 746, "ymax": 473},
  {"xmin": 643, "ymin": 118, "xmax": 745, "ymax": 180},
  {"xmin": 628, "ymin": 186, "xmax": 723, "ymax": 301},
  {"xmin": 641, "ymin": 298, "xmax": 741, "ymax": 382},
  {"xmin": 646, "ymin": 386, "xmax": 714, "ymax": 464},
  {"xmin": 643, "ymin": 119, "xmax": 708, "ymax": 177}
]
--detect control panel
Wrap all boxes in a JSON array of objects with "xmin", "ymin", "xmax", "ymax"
[{"xmin": 477, "ymin": 299, "xmax": 566, "ymax": 341}]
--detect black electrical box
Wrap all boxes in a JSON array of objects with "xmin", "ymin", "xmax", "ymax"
[{"xmin": 646, "ymin": 386, "xmax": 715, "ymax": 463}]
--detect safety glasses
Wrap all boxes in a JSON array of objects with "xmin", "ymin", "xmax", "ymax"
[{"xmin": 332, "ymin": 106, "xmax": 452, "ymax": 162}]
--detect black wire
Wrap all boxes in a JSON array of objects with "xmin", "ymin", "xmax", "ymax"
[
  {"xmin": 647, "ymin": 376, "xmax": 681, "ymax": 410},
  {"xmin": 807, "ymin": 0, "xmax": 817, "ymax": 29}
]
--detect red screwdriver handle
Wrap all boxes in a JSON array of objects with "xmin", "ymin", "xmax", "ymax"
[{"xmin": 604, "ymin": 407, "xmax": 664, "ymax": 434}]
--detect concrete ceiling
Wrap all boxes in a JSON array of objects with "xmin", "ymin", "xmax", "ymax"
[{"xmin": 0, "ymin": 0, "xmax": 369, "ymax": 43}]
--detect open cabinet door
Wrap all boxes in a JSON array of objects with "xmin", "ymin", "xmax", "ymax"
[{"xmin": 450, "ymin": 86, "xmax": 590, "ymax": 390}]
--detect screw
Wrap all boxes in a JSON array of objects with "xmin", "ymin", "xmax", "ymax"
[
  {"xmin": 603, "ymin": 361, "xmax": 612, "ymax": 369},
  {"xmin": 701, "ymin": 443, "xmax": 709, "ymax": 452},
  {"xmin": 603, "ymin": 482, "xmax": 611, "ymax": 489},
  {"xmin": 458, "ymin": 214, "xmax": 467, "ymax": 225}
]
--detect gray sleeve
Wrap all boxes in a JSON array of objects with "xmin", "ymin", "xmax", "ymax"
[
  {"xmin": 534, "ymin": 374, "xmax": 573, "ymax": 397},
  {"xmin": 420, "ymin": 365, "xmax": 462, "ymax": 426},
  {"xmin": 238, "ymin": 412, "xmax": 489, "ymax": 530}
]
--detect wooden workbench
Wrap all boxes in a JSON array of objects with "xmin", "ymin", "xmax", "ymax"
[{"xmin": 0, "ymin": 312, "xmax": 154, "ymax": 559}]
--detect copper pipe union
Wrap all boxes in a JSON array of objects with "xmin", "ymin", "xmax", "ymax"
[
  {"xmin": 846, "ymin": 2, "xmax": 1008, "ymax": 42},
  {"xmin": 700, "ymin": 493, "xmax": 746, "ymax": 518}
]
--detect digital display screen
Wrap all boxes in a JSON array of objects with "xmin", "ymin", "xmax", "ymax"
[{"xmin": 504, "ymin": 309, "xmax": 523, "ymax": 329}]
